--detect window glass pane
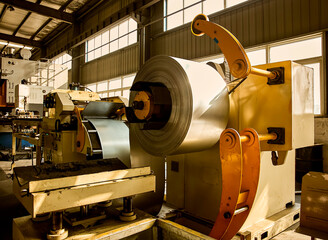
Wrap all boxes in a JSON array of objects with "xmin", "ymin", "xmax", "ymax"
[
  {"xmin": 167, "ymin": 12, "xmax": 183, "ymax": 30},
  {"xmin": 305, "ymin": 63, "xmax": 321, "ymax": 114},
  {"xmin": 94, "ymin": 35, "xmax": 102, "ymax": 59},
  {"xmin": 203, "ymin": 0, "xmax": 224, "ymax": 15},
  {"xmin": 109, "ymin": 79, "xmax": 121, "ymax": 90},
  {"xmin": 97, "ymin": 81, "xmax": 108, "ymax": 91},
  {"xmin": 119, "ymin": 35, "xmax": 128, "ymax": 49},
  {"xmin": 185, "ymin": 0, "xmax": 199, "ymax": 7},
  {"xmin": 226, "ymin": 0, "xmax": 248, "ymax": 8},
  {"xmin": 102, "ymin": 43, "xmax": 109, "ymax": 55},
  {"xmin": 202, "ymin": 57, "xmax": 224, "ymax": 64},
  {"xmin": 184, "ymin": 3, "xmax": 202, "ymax": 23},
  {"xmin": 129, "ymin": 19, "xmax": 137, "ymax": 31},
  {"xmin": 110, "ymin": 40, "xmax": 118, "ymax": 52},
  {"xmin": 62, "ymin": 54, "xmax": 67, "ymax": 63},
  {"xmin": 110, "ymin": 26, "xmax": 119, "ymax": 41},
  {"xmin": 119, "ymin": 20, "xmax": 129, "ymax": 36},
  {"xmin": 57, "ymin": 56, "xmax": 62, "ymax": 65},
  {"xmin": 270, "ymin": 37, "xmax": 322, "ymax": 62},
  {"xmin": 102, "ymin": 30, "xmax": 109, "ymax": 44},
  {"xmin": 108, "ymin": 90, "xmax": 120, "ymax": 97},
  {"xmin": 122, "ymin": 89, "xmax": 130, "ymax": 99},
  {"xmin": 95, "ymin": 48, "xmax": 101, "ymax": 59},
  {"xmin": 167, "ymin": 0, "xmax": 183, "ymax": 14},
  {"xmin": 85, "ymin": 45, "xmax": 88, "ymax": 62},
  {"xmin": 87, "ymin": 84, "xmax": 97, "ymax": 92},
  {"xmin": 123, "ymin": 75, "xmax": 135, "ymax": 87},
  {"xmin": 88, "ymin": 39, "xmax": 95, "ymax": 51},
  {"xmin": 66, "ymin": 61, "xmax": 72, "ymax": 70},
  {"xmin": 98, "ymin": 92, "xmax": 108, "ymax": 98},
  {"xmin": 246, "ymin": 48, "xmax": 266, "ymax": 66},
  {"xmin": 66, "ymin": 54, "xmax": 72, "ymax": 62},
  {"xmin": 129, "ymin": 31, "xmax": 137, "ymax": 44},
  {"xmin": 88, "ymin": 50, "xmax": 95, "ymax": 61}
]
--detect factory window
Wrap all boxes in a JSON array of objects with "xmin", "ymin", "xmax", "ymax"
[
  {"xmin": 85, "ymin": 18, "xmax": 138, "ymax": 63},
  {"xmin": 164, "ymin": 0, "xmax": 247, "ymax": 31},
  {"xmin": 86, "ymin": 73, "xmax": 136, "ymax": 101},
  {"xmin": 246, "ymin": 48, "xmax": 266, "ymax": 66},
  {"xmin": 269, "ymin": 37, "xmax": 322, "ymax": 63},
  {"xmin": 269, "ymin": 36, "xmax": 323, "ymax": 114},
  {"xmin": 53, "ymin": 53, "xmax": 72, "ymax": 70}
]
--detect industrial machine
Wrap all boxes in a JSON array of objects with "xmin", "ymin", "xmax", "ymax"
[
  {"xmin": 15, "ymin": 84, "xmax": 53, "ymax": 117},
  {"xmin": 0, "ymin": 56, "xmax": 36, "ymax": 111},
  {"xmin": 12, "ymin": 15, "xmax": 314, "ymax": 240},
  {"xmin": 0, "ymin": 55, "xmax": 68, "ymax": 115},
  {"xmin": 12, "ymin": 89, "xmax": 156, "ymax": 239}
]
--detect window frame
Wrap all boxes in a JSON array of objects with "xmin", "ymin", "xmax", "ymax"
[
  {"xmin": 86, "ymin": 73, "xmax": 136, "ymax": 100},
  {"xmin": 85, "ymin": 17, "xmax": 138, "ymax": 63},
  {"xmin": 163, "ymin": 0, "xmax": 248, "ymax": 32}
]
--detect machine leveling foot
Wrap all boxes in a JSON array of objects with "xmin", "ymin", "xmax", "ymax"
[
  {"xmin": 47, "ymin": 211, "xmax": 68, "ymax": 240},
  {"xmin": 120, "ymin": 196, "xmax": 137, "ymax": 222}
]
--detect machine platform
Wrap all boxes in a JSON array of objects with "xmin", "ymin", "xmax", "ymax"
[
  {"xmin": 13, "ymin": 208, "xmax": 156, "ymax": 240},
  {"xmin": 13, "ymin": 204, "xmax": 301, "ymax": 240}
]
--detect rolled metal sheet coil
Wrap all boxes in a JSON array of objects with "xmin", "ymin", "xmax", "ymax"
[
  {"xmin": 87, "ymin": 118, "xmax": 131, "ymax": 168},
  {"xmin": 129, "ymin": 55, "xmax": 229, "ymax": 156}
]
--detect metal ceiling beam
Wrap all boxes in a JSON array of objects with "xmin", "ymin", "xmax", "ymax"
[
  {"xmin": 60, "ymin": 0, "xmax": 75, "ymax": 10},
  {"xmin": 0, "ymin": 33, "xmax": 42, "ymax": 47},
  {"xmin": 13, "ymin": 0, "xmax": 42, "ymax": 36},
  {"xmin": 0, "ymin": 0, "xmax": 74, "ymax": 23},
  {"xmin": 75, "ymin": 0, "xmax": 105, "ymax": 21},
  {"xmin": 30, "ymin": 18, "xmax": 52, "ymax": 40},
  {"xmin": 13, "ymin": 12, "xmax": 31, "ymax": 36},
  {"xmin": 30, "ymin": 0, "xmax": 74, "ymax": 40},
  {"xmin": 0, "ymin": 4, "xmax": 7, "ymax": 22}
]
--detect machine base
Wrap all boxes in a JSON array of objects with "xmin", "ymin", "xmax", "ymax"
[
  {"xmin": 63, "ymin": 208, "xmax": 107, "ymax": 228},
  {"xmin": 233, "ymin": 204, "xmax": 300, "ymax": 240},
  {"xmin": 13, "ymin": 209, "xmax": 156, "ymax": 240},
  {"xmin": 156, "ymin": 204, "xmax": 300, "ymax": 240},
  {"xmin": 13, "ymin": 204, "xmax": 300, "ymax": 240}
]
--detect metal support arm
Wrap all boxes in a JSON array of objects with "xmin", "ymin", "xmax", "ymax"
[{"xmin": 191, "ymin": 14, "xmax": 276, "ymax": 80}]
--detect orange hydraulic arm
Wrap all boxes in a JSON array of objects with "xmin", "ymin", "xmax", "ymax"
[
  {"xmin": 190, "ymin": 14, "xmax": 281, "ymax": 240},
  {"xmin": 211, "ymin": 129, "xmax": 277, "ymax": 240},
  {"xmin": 191, "ymin": 14, "xmax": 277, "ymax": 80}
]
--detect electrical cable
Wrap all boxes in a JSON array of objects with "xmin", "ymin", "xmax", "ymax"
[{"xmin": 228, "ymin": 77, "xmax": 247, "ymax": 94}]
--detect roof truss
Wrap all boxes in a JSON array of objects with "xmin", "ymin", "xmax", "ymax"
[
  {"xmin": 0, "ymin": 32, "xmax": 42, "ymax": 47},
  {"xmin": 0, "ymin": 0, "xmax": 74, "ymax": 23}
]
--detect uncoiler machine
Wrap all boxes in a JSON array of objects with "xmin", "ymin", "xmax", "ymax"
[{"xmin": 12, "ymin": 15, "xmax": 314, "ymax": 240}]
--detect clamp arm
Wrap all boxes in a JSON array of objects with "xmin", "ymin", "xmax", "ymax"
[{"xmin": 191, "ymin": 14, "xmax": 276, "ymax": 80}]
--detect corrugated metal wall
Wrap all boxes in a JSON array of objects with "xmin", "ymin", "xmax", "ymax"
[
  {"xmin": 77, "ymin": 0, "xmax": 328, "ymax": 84},
  {"xmin": 151, "ymin": 0, "xmax": 328, "ymax": 60},
  {"xmin": 80, "ymin": 44, "xmax": 139, "ymax": 85},
  {"xmin": 81, "ymin": 0, "xmax": 135, "ymax": 32}
]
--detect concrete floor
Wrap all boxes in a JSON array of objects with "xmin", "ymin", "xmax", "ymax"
[{"xmin": 0, "ymin": 159, "xmax": 31, "ymax": 240}]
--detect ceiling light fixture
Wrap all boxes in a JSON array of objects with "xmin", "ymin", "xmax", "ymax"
[
  {"xmin": 0, "ymin": 41, "xmax": 8, "ymax": 45},
  {"xmin": 8, "ymin": 43, "xmax": 24, "ymax": 48}
]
